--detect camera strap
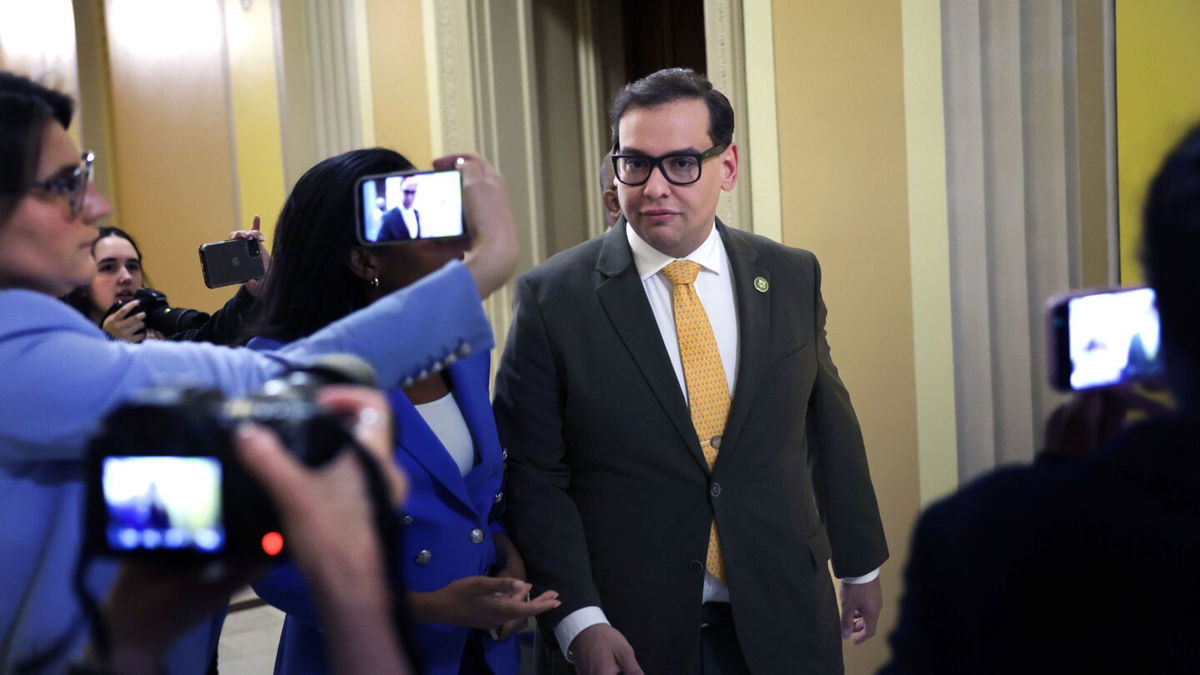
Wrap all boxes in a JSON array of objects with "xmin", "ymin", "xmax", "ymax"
[{"xmin": 344, "ymin": 437, "xmax": 421, "ymax": 670}]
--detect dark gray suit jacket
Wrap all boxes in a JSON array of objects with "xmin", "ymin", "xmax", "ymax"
[{"xmin": 494, "ymin": 221, "xmax": 888, "ymax": 674}]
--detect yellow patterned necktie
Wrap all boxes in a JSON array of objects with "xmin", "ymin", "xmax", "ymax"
[{"xmin": 662, "ymin": 260, "xmax": 729, "ymax": 583}]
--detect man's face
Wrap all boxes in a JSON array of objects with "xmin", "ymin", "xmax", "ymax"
[
  {"xmin": 615, "ymin": 98, "xmax": 737, "ymax": 258},
  {"xmin": 402, "ymin": 183, "xmax": 417, "ymax": 209}
]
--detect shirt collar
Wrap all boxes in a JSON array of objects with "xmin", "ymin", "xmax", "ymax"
[{"xmin": 626, "ymin": 221, "xmax": 726, "ymax": 282}]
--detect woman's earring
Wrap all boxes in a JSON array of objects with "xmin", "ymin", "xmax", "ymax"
[{"xmin": 371, "ymin": 277, "xmax": 380, "ymax": 287}]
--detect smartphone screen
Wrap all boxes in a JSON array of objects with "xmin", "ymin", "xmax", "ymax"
[
  {"xmin": 1050, "ymin": 287, "xmax": 1164, "ymax": 391},
  {"xmin": 357, "ymin": 169, "xmax": 465, "ymax": 244},
  {"xmin": 101, "ymin": 456, "xmax": 225, "ymax": 553}
]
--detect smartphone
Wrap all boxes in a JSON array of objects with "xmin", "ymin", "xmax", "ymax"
[
  {"xmin": 199, "ymin": 238, "xmax": 265, "ymax": 288},
  {"xmin": 356, "ymin": 168, "xmax": 466, "ymax": 244},
  {"xmin": 1047, "ymin": 286, "xmax": 1164, "ymax": 391}
]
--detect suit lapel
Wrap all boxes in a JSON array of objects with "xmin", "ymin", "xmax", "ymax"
[
  {"xmin": 387, "ymin": 387, "xmax": 475, "ymax": 513},
  {"xmin": 719, "ymin": 223, "xmax": 769, "ymax": 460},
  {"xmin": 448, "ymin": 355, "xmax": 503, "ymax": 518},
  {"xmin": 595, "ymin": 223, "xmax": 709, "ymax": 471}
]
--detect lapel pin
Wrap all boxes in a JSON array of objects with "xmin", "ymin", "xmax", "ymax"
[{"xmin": 753, "ymin": 276, "xmax": 769, "ymax": 293}]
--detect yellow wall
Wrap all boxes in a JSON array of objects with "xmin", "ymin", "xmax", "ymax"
[
  {"xmin": 772, "ymin": 1, "xmax": 919, "ymax": 671},
  {"xmin": 366, "ymin": 0, "xmax": 433, "ymax": 168},
  {"xmin": 104, "ymin": 0, "xmax": 239, "ymax": 313},
  {"xmin": 224, "ymin": 0, "xmax": 286, "ymax": 243},
  {"xmin": 1115, "ymin": 0, "xmax": 1200, "ymax": 284}
]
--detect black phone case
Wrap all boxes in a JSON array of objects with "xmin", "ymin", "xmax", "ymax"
[{"xmin": 199, "ymin": 239, "xmax": 265, "ymax": 289}]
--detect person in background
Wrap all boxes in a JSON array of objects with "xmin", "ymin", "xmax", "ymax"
[
  {"xmin": 882, "ymin": 124, "xmax": 1200, "ymax": 674},
  {"xmin": 62, "ymin": 220, "xmax": 268, "ymax": 345},
  {"xmin": 250, "ymin": 147, "xmax": 557, "ymax": 675},
  {"xmin": 0, "ymin": 70, "xmax": 516, "ymax": 673}
]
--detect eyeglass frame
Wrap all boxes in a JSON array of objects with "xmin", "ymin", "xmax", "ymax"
[
  {"xmin": 27, "ymin": 151, "xmax": 95, "ymax": 219},
  {"xmin": 610, "ymin": 143, "xmax": 729, "ymax": 187}
]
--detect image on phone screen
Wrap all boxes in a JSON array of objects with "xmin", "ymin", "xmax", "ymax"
[
  {"xmin": 1066, "ymin": 287, "xmax": 1163, "ymax": 390},
  {"xmin": 102, "ymin": 455, "xmax": 224, "ymax": 553},
  {"xmin": 359, "ymin": 170, "xmax": 465, "ymax": 243}
]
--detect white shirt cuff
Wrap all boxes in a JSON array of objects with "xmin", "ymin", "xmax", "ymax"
[
  {"xmin": 552, "ymin": 606, "xmax": 609, "ymax": 662},
  {"xmin": 840, "ymin": 567, "xmax": 881, "ymax": 584}
]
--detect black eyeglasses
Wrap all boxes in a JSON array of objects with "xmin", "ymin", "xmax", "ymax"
[
  {"xmin": 611, "ymin": 144, "xmax": 727, "ymax": 186},
  {"xmin": 28, "ymin": 151, "xmax": 95, "ymax": 219}
]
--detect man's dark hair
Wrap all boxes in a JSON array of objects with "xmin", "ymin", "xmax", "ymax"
[
  {"xmin": 0, "ymin": 72, "xmax": 75, "ymax": 224},
  {"xmin": 1142, "ymin": 125, "xmax": 1200, "ymax": 407},
  {"xmin": 253, "ymin": 147, "xmax": 415, "ymax": 343},
  {"xmin": 608, "ymin": 68, "xmax": 734, "ymax": 150}
]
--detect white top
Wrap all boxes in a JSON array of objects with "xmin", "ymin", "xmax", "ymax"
[
  {"xmin": 414, "ymin": 391, "xmax": 476, "ymax": 476},
  {"xmin": 553, "ymin": 224, "xmax": 879, "ymax": 660}
]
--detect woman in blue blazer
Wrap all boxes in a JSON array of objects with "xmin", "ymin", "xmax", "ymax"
[{"xmin": 249, "ymin": 148, "xmax": 558, "ymax": 674}]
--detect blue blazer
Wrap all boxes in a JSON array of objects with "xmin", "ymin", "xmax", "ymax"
[{"xmin": 251, "ymin": 343, "xmax": 518, "ymax": 675}]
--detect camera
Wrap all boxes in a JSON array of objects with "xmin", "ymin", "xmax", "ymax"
[
  {"xmin": 85, "ymin": 359, "xmax": 372, "ymax": 560},
  {"xmin": 105, "ymin": 288, "xmax": 210, "ymax": 336}
]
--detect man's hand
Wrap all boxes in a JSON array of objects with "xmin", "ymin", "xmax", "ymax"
[
  {"xmin": 408, "ymin": 576, "xmax": 559, "ymax": 629},
  {"xmin": 569, "ymin": 624, "xmax": 644, "ymax": 675},
  {"xmin": 840, "ymin": 577, "xmax": 883, "ymax": 644},
  {"xmin": 432, "ymin": 153, "xmax": 517, "ymax": 299},
  {"xmin": 229, "ymin": 214, "xmax": 270, "ymax": 297},
  {"xmin": 102, "ymin": 299, "xmax": 147, "ymax": 342}
]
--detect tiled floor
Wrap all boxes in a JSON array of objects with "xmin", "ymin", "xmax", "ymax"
[
  {"xmin": 217, "ymin": 591, "xmax": 284, "ymax": 674},
  {"xmin": 215, "ymin": 590, "xmax": 538, "ymax": 674}
]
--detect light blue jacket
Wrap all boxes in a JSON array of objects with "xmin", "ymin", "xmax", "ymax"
[
  {"xmin": 251, "ymin": 340, "xmax": 518, "ymax": 675},
  {"xmin": 0, "ymin": 261, "xmax": 491, "ymax": 673}
]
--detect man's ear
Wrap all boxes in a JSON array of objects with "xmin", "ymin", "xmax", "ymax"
[
  {"xmin": 348, "ymin": 246, "xmax": 378, "ymax": 282},
  {"xmin": 721, "ymin": 142, "xmax": 739, "ymax": 192}
]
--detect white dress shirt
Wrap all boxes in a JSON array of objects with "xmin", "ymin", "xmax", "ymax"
[{"xmin": 553, "ymin": 223, "xmax": 879, "ymax": 659}]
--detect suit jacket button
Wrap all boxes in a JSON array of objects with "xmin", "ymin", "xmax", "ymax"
[
  {"xmin": 457, "ymin": 340, "xmax": 472, "ymax": 356},
  {"xmin": 415, "ymin": 549, "xmax": 433, "ymax": 565},
  {"xmin": 710, "ymin": 482, "xmax": 722, "ymax": 497},
  {"xmin": 469, "ymin": 528, "xmax": 485, "ymax": 544},
  {"xmin": 401, "ymin": 515, "xmax": 414, "ymax": 526},
  {"xmin": 689, "ymin": 560, "xmax": 703, "ymax": 572}
]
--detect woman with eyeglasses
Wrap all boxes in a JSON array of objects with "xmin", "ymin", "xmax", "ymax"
[
  {"xmin": 0, "ymin": 71, "xmax": 517, "ymax": 673},
  {"xmin": 248, "ymin": 148, "xmax": 558, "ymax": 675}
]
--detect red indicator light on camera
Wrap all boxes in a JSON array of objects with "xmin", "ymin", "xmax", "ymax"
[{"xmin": 262, "ymin": 531, "xmax": 284, "ymax": 556}]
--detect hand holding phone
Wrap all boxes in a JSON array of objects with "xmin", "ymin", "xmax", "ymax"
[{"xmin": 199, "ymin": 236, "xmax": 266, "ymax": 289}]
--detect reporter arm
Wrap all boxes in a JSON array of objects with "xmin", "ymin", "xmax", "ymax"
[
  {"xmin": 167, "ymin": 286, "xmax": 255, "ymax": 345},
  {"xmin": 280, "ymin": 260, "xmax": 493, "ymax": 389}
]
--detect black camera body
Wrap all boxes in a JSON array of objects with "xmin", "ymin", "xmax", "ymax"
[
  {"xmin": 85, "ymin": 366, "xmax": 360, "ymax": 560},
  {"xmin": 106, "ymin": 287, "xmax": 210, "ymax": 336}
]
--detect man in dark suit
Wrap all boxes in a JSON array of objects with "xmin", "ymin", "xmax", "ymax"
[
  {"xmin": 495, "ymin": 68, "xmax": 888, "ymax": 674},
  {"xmin": 882, "ymin": 125, "xmax": 1200, "ymax": 673},
  {"xmin": 379, "ymin": 181, "xmax": 421, "ymax": 241}
]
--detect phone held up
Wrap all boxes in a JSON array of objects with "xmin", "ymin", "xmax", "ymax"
[
  {"xmin": 1047, "ymin": 286, "xmax": 1165, "ymax": 392},
  {"xmin": 199, "ymin": 237, "xmax": 265, "ymax": 289},
  {"xmin": 356, "ymin": 168, "xmax": 466, "ymax": 245}
]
